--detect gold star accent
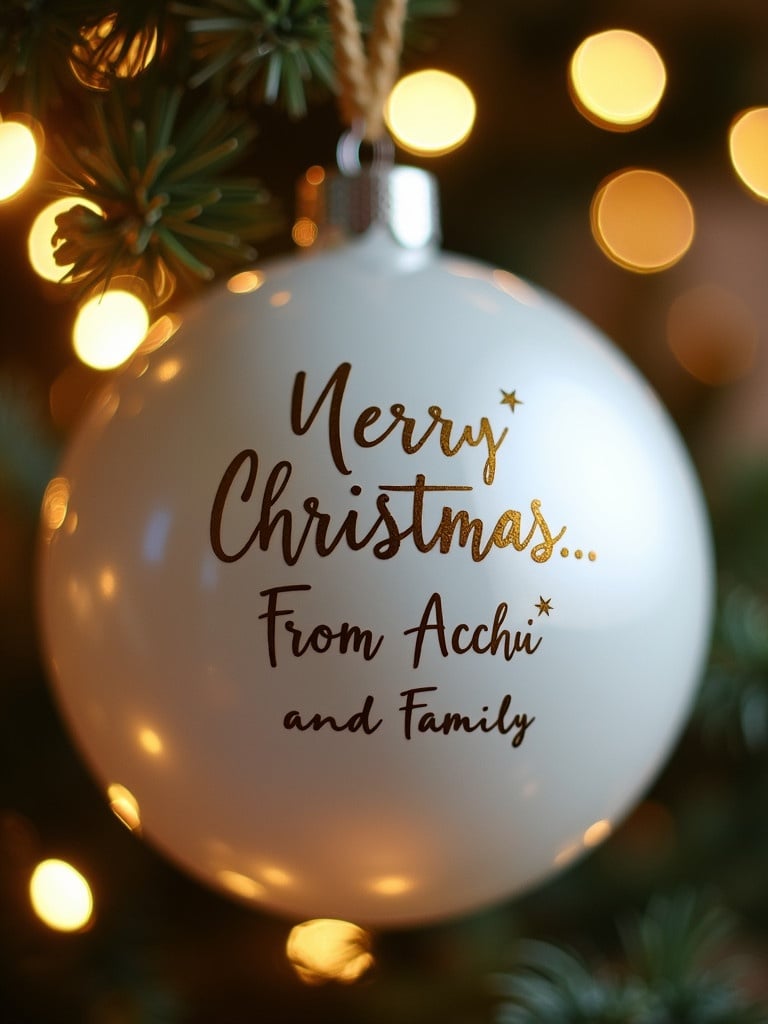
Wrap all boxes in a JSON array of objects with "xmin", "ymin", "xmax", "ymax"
[
  {"xmin": 535, "ymin": 596, "xmax": 553, "ymax": 617},
  {"xmin": 500, "ymin": 389, "xmax": 523, "ymax": 412}
]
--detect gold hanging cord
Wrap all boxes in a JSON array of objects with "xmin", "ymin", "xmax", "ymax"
[{"xmin": 327, "ymin": 0, "xmax": 408, "ymax": 141}]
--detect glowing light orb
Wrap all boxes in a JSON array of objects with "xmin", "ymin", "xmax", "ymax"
[
  {"xmin": 287, "ymin": 920, "xmax": 374, "ymax": 984},
  {"xmin": 29, "ymin": 859, "xmax": 94, "ymax": 932},
  {"xmin": 73, "ymin": 290, "xmax": 150, "ymax": 370},
  {"xmin": 591, "ymin": 169, "xmax": 694, "ymax": 272},
  {"xmin": 70, "ymin": 14, "xmax": 158, "ymax": 91},
  {"xmin": 729, "ymin": 107, "xmax": 768, "ymax": 201},
  {"xmin": 384, "ymin": 70, "xmax": 476, "ymax": 156},
  {"xmin": 0, "ymin": 121, "xmax": 38, "ymax": 201},
  {"xmin": 28, "ymin": 198, "xmax": 103, "ymax": 282},
  {"xmin": 107, "ymin": 783, "xmax": 142, "ymax": 832},
  {"xmin": 570, "ymin": 29, "xmax": 666, "ymax": 130}
]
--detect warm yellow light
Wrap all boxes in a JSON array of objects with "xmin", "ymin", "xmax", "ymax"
[
  {"xmin": 70, "ymin": 15, "xmax": 158, "ymax": 91},
  {"xmin": 41, "ymin": 477, "xmax": 71, "ymax": 532},
  {"xmin": 98, "ymin": 567, "xmax": 117, "ymax": 599},
  {"xmin": 385, "ymin": 69, "xmax": 476, "ymax": 156},
  {"xmin": 729, "ymin": 108, "xmax": 768, "ymax": 201},
  {"xmin": 227, "ymin": 270, "xmax": 264, "ymax": 294},
  {"xmin": 107, "ymin": 783, "xmax": 142, "ymax": 832},
  {"xmin": 138, "ymin": 313, "xmax": 183, "ymax": 354},
  {"xmin": 369, "ymin": 875, "xmax": 413, "ymax": 896},
  {"xmin": 261, "ymin": 866, "xmax": 293, "ymax": 887},
  {"xmin": 217, "ymin": 870, "xmax": 265, "ymax": 900},
  {"xmin": 569, "ymin": 29, "xmax": 666, "ymax": 130},
  {"xmin": 270, "ymin": 290, "xmax": 292, "ymax": 308},
  {"xmin": 73, "ymin": 290, "xmax": 150, "ymax": 370},
  {"xmin": 591, "ymin": 169, "xmax": 694, "ymax": 272},
  {"xmin": 29, "ymin": 859, "xmax": 94, "ymax": 932},
  {"xmin": 137, "ymin": 727, "xmax": 164, "ymax": 757},
  {"xmin": 583, "ymin": 819, "xmax": 612, "ymax": 847},
  {"xmin": 305, "ymin": 165, "xmax": 325, "ymax": 186},
  {"xmin": 287, "ymin": 919, "xmax": 374, "ymax": 985},
  {"xmin": 0, "ymin": 120, "xmax": 38, "ymax": 201},
  {"xmin": 292, "ymin": 217, "xmax": 318, "ymax": 247},
  {"xmin": 667, "ymin": 284, "xmax": 757, "ymax": 386},
  {"xmin": 28, "ymin": 198, "xmax": 103, "ymax": 282},
  {"xmin": 155, "ymin": 357, "xmax": 181, "ymax": 382}
]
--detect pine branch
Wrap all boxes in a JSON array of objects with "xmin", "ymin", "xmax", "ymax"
[
  {"xmin": 697, "ymin": 584, "xmax": 768, "ymax": 753},
  {"xmin": 0, "ymin": 0, "xmax": 111, "ymax": 115},
  {"xmin": 173, "ymin": 0, "xmax": 457, "ymax": 118},
  {"xmin": 695, "ymin": 465, "xmax": 768, "ymax": 754},
  {"xmin": 494, "ymin": 892, "xmax": 767, "ymax": 1024},
  {"xmin": 47, "ymin": 87, "xmax": 281, "ymax": 303}
]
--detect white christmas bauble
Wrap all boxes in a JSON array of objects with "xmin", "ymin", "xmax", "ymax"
[{"xmin": 38, "ymin": 168, "xmax": 712, "ymax": 926}]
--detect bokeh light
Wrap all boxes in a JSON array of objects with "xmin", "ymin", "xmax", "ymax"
[
  {"xmin": 137, "ymin": 312, "xmax": 183, "ymax": 354},
  {"xmin": 29, "ymin": 859, "xmax": 94, "ymax": 932},
  {"xmin": 137, "ymin": 727, "xmax": 164, "ymax": 757},
  {"xmin": 73, "ymin": 290, "xmax": 150, "ymax": 370},
  {"xmin": 28, "ymin": 198, "xmax": 103, "ymax": 282},
  {"xmin": 286, "ymin": 919, "xmax": 374, "ymax": 985},
  {"xmin": 70, "ymin": 14, "xmax": 158, "ymax": 90},
  {"xmin": 570, "ymin": 29, "xmax": 666, "ymax": 130},
  {"xmin": 369, "ymin": 875, "xmax": 414, "ymax": 896},
  {"xmin": 227, "ymin": 270, "xmax": 264, "ymax": 294},
  {"xmin": 292, "ymin": 217, "xmax": 319, "ymax": 247},
  {"xmin": 217, "ymin": 870, "xmax": 265, "ymax": 901},
  {"xmin": 0, "ymin": 120, "xmax": 38, "ymax": 201},
  {"xmin": 41, "ymin": 477, "xmax": 71, "ymax": 532},
  {"xmin": 667, "ymin": 284, "xmax": 757, "ymax": 386},
  {"xmin": 729, "ymin": 107, "xmax": 768, "ymax": 201},
  {"xmin": 591, "ymin": 169, "xmax": 694, "ymax": 272},
  {"xmin": 583, "ymin": 819, "xmax": 612, "ymax": 847},
  {"xmin": 384, "ymin": 69, "xmax": 476, "ymax": 156},
  {"xmin": 107, "ymin": 783, "xmax": 142, "ymax": 832}
]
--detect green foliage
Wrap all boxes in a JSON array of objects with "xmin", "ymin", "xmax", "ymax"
[
  {"xmin": 695, "ymin": 466, "xmax": 768, "ymax": 753},
  {"xmin": 173, "ymin": 0, "xmax": 457, "ymax": 117},
  {"xmin": 0, "ymin": 0, "xmax": 109, "ymax": 114},
  {"xmin": 495, "ymin": 941, "xmax": 646, "ymax": 1023},
  {"xmin": 48, "ymin": 87, "xmax": 280, "ymax": 301},
  {"xmin": 172, "ymin": 0, "xmax": 336, "ymax": 118},
  {"xmin": 495, "ymin": 892, "xmax": 767, "ymax": 1024},
  {"xmin": 697, "ymin": 584, "xmax": 768, "ymax": 753}
]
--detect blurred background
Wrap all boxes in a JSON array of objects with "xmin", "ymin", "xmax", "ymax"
[{"xmin": 1, "ymin": 1, "xmax": 768, "ymax": 1021}]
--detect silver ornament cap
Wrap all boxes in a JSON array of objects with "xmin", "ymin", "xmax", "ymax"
[{"xmin": 297, "ymin": 133, "xmax": 441, "ymax": 250}]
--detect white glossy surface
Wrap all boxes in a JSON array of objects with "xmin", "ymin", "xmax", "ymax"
[{"xmin": 39, "ymin": 231, "xmax": 713, "ymax": 926}]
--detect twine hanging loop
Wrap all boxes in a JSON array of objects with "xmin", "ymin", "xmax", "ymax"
[{"xmin": 327, "ymin": 0, "xmax": 408, "ymax": 142}]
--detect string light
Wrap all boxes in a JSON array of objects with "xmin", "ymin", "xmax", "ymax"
[
  {"xmin": 591, "ymin": 169, "xmax": 694, "ymax": 272},
  {"xmin": 729, "ymin": 107, "xmax": 768, "ymax": 201},
  {"xmin": 107, "ymin": 783, "xmax": 142, "ymax": 832},
  {"xmin": 286, "ymin": 919, "xmax": 374, "ymax": 985},
  {"xmin": 0, "ymin": 120, "xmax": 38, "ymax": 201},
  {"xmin": 569, "ymin": 29, "xmax": 666, "ymax": 130},
  {"xmin": 384, "ymin": 69, "xmax": 476, "ymax": 156},
  {"xmin": 70, "ymin": 14, "xmax": 158, "ymax": 91},
  {"xmin": 28, "ymin": 198, "xmax": 104, "ymax": 282},
  {"xmin": 29, "ymin": 859, "xmax": 94, "ymax": 932},
  {"xmin": 73, "ymin": 289, "xmax": 150, "ymax": 370},
  {"xmin": 292, "ymin": 217, "xmax": 319, "ymax": 247}
]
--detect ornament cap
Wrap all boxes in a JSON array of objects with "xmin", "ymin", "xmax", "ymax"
[{"xmin": 298, "ymin": 164, "xmax": 441, "ymax": 250}]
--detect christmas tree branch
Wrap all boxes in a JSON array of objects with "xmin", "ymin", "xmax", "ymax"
[{"xmin": 494, "ymin": 892, "xmax": 767, "ymax": 1024}]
